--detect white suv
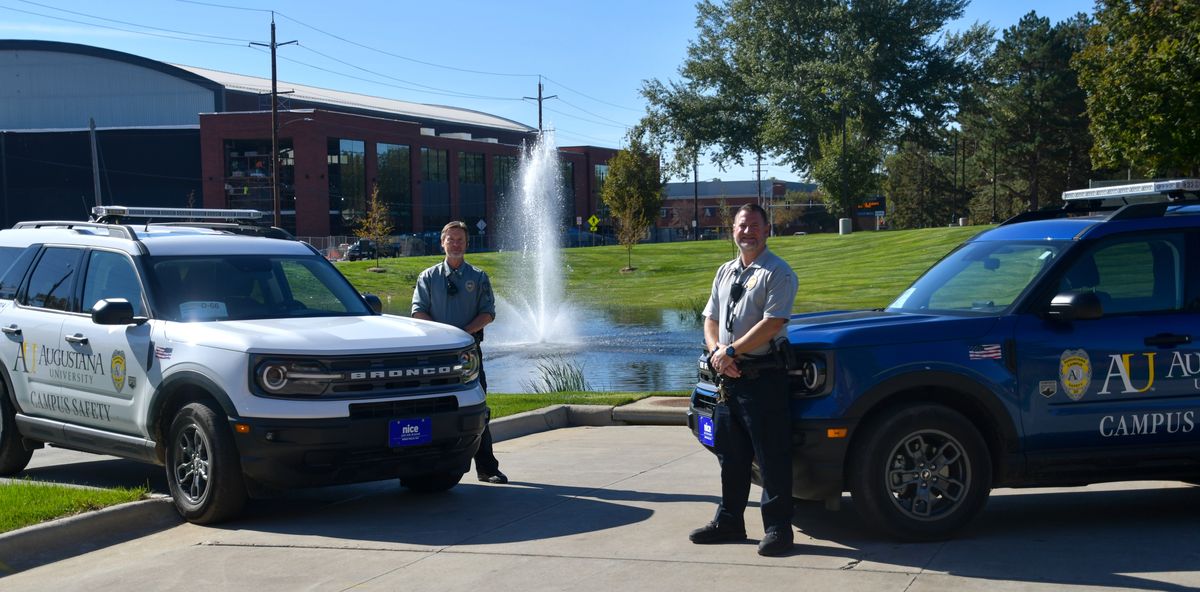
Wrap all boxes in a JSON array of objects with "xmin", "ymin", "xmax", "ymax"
[{"xmin": 0, "ymin": 207, "xmax": 486, "ymax": 523}]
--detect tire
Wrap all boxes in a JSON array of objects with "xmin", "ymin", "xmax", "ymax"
[
  {"xmin": 848, "ymin": 404, "xmax": 992, "ymax": 541},
  {"xmin": 0, "ymin": 390, "xmax": 33, "ymax": 475},
  {"xmin": 401, "ymin": 470, "xmax": 464, "ymax": 493},
  {"xmin": 165, "ymin": 402, "xmax": 246, "ymax": 524}
]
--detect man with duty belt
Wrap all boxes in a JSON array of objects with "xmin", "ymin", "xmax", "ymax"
[{"xmin": 690, "ymin": 203, "xmax": 797, "ymax": 557}]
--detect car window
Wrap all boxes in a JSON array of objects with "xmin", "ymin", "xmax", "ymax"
[
  {"xmin": 82, "ymin": 250, "xmax": 147, "ymax": 316},
  {"xmin": 0, "ymin": 246, "xmax": 40, "ymax": 301},
  {"xmin": 147, "ymin": 255, "xmax": 371, "ymax": 321},
  {"xmin": 23, "ymin": 247, "xmax": 82, "ymax": 311},
  {"xmin": 1057, "ymin": 233, "xmax": 1184, "ymax": 315}
]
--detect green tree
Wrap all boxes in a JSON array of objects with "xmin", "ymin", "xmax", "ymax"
[
  {"xmin": 640, "ymin": 0, "xmax": 991, "ymax": 199},
  {"xmin": 963, "ymin": 12, "xmax": 1094, "ymax": 213},
  {"xmin": 809, "ymin": 117, "xmax": 881, "ymax": 224},
  {"xmin": 356, "ymin": 184, "xmax": 393, "ymax": 268},
  {"xmin": 601, "ymin": 135, "xmax": 665, "ymax": 272},
  {"xmin": 1074, "ymin": 0, "xmax": 1200, "ymax": 176}
]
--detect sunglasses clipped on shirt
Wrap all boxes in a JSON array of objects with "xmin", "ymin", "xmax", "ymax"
[
  {"xmin": 446, "ymin": 279, "xmax": 459, "ymax": 296},
  {"xmin": 725, "ymin": 278, "xmax": 747, "ymax": 334}
]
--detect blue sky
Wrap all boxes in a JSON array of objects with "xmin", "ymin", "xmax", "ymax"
[{"xmin": 0, "ymin": 0, "xmax": 1094, "ymax": 183}]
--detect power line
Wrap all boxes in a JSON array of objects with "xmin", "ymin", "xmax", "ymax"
[
  {"xmin": 542, "ymin": 75, "xmax": 640, "ymax": 113},
  {"xmin": 0, "ymin": 3, "xmax": 248, "ymax": 47},
  {"xmin": 294, "ymin": 44, "xmax": 522, "ymax": 102},
  {"xmin": 18, "ymin": 0, "xmax": 251, "ymax": 43},
  {"xmin": 175, "ymin": 0, "xmax": 272, "ymax": 13},
  {"xmin": 247, "ymin": 46, "xmax": 525, "ymax": 102},
  {"xmin": 274, "ymin": 11, "xmax": 537, "ymax": 79}
]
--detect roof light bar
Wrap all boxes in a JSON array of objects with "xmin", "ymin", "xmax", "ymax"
[
  {"xmin": 92, "ymin": 206, "xmax": 264, "ymax": 220},
  {"xmin": 1062, "ymin": 179, "xmax": 1200, "ymax": 202}
]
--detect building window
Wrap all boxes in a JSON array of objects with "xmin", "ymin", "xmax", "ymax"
[
  {"xmin": 224, "ymin": 139, "xmax": 294, "ymax": 227},
  {"xmin": 660, "ymin": 208, "xmax": 671, "ymax": 219},
  {"xmin": 421, "ymin": 147, "xmax": 449, "ymax": 231},
  {"xmin": 328, "ymin": 138, "xmax": 365, "ymax": 235},
  {"xmin": 704, "ymin": 207, "xmax": 717, "ymax": 218},
  {"xmin": 458, "ymin": 152, "xmax": 486, "ymax": 236},
  {"xmin": 493, "ymin": 154, "xmax": 518, "ymax": 217},
  {"xmin": 422, "ymin": 147, "xmax": 448, "ymax": 182},
  {"xmin": 377, "ymin": 143, "xmax": 411, "ymax": 233}
]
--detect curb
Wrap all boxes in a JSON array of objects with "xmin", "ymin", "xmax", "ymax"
[
  {"xmin": 0, "ymin": 495, "xmax": 179, "ymax": 576},
  {"xmin": 489, "ymin": 396, "xmax": 688, "ymax": 442},
  {"xmin": 0, "ymin": 396, "xmax": 689, "ymax": 576}
]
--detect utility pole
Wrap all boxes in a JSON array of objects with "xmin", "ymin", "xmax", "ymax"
[
  {"xmin": 89, "ymin": 118, "xmax": 102, "ymax": 207},
  {"xmin": 693, "ymin": 153, "xmax": 699, "ymax": 240},
  {"xmin": 523, "ymin": 77, "xmax": 557, "ymax": 132},
  {"xmin": 252, "ymin": 13, "xmax": 296, "ymax": 227}
]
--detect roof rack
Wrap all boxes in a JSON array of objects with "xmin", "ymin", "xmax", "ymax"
[{"xmin": 12, "ymin": 220, "xmax": 134, "ymax": 239}]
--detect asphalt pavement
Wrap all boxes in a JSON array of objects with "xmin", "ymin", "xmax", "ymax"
[{"xmin": 3, "ymin": 400, "xmax": 1200, "ymax": 591}]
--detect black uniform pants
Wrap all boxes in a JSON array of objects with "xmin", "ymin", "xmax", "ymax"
[
  {"xmin": 474, "ymin": 359, "xmax": 501, "ymax": 475},
  {"xmin": 712, "ymin": 367, "xmax": 793, "ymax": 536}
]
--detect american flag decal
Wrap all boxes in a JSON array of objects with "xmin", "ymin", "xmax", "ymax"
[
  {"xmin": 154, "ymin": 346, "xmax": 173, "ymax": 360},
  {"xmin": 968, "ymin": 344, "xmax": 1002, "ymax": 360}
]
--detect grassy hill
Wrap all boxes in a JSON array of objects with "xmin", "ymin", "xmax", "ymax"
[{"xmin": 336, "ymin": 225, "xmax": 991, "ymax": 315}]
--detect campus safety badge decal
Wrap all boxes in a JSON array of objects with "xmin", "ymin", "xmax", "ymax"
[
  {"xmin": 111, "ymin": 349, "xmax": 126, "ymax": 392},
  {"xmin": 1060, "ymin": 349, "xmax": 1091, "ymax": 401}
]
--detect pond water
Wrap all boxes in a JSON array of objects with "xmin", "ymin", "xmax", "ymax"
[{"xmin": 480, "ymin": 303, "xmax": 705, "ymax": 394}]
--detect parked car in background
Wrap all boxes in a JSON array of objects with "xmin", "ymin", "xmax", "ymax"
[{"xmin": 344, "ymin": 238, "xmax": 389, "ymax": 261}]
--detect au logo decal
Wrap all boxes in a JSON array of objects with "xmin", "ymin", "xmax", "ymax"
[{"xmin": 111, "ymin": 350, "xmax": 126, "ymax": 392}]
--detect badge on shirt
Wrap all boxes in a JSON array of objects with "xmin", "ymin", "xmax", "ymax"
[
  {"xmin": 466, "ymin": 280, "xmax": 476, "ymax": 292},
  {"xmin": 743, "ymin": 270, "xmax": 759, "ymax": 291}
]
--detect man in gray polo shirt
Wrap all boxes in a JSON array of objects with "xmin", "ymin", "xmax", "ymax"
[
  {"xmin": 412, "ymin": 221, "xmax": 506, "ymax": 484},
  {"xmin": 689, "ymin": 203, "xmax": 797, "ymax": 556}
]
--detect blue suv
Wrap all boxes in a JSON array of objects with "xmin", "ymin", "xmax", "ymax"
[{"xmin": 688, "ymin": 179, "xmax": 1200, "ymax": 540}]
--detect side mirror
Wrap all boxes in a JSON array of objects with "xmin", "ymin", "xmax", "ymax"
[
  {"xmin": 92, "ymin": 298, "xmax": 147, "ymax": 325},
  {"xmin": 362, "ymin": 293, "xmax": 383, "ymax": 314},
  {"xmin": 1047, "ymin": 291, "xmax": 1103, "ymax": 322}
]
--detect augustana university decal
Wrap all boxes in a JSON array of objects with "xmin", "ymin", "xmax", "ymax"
[{"xmin": 12, "ymin": 342, "xmax": 106, "ymax": 385}]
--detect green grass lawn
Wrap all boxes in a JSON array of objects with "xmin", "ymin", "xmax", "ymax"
[
  {"xmin": 0, "ymin": 480, "xmax": 146, "ymax": 534},
  {"xmin": 337, "ymin": 225, "xmax": 988, "ymax": 315},
  {"xmin": 488, "ymin": 390, "xmax": 687, "ymax": 418}
]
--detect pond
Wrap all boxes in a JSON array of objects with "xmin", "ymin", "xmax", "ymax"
[{"xmin": 480, "ymin": 303, "xmax": 704, "ymax": 394}]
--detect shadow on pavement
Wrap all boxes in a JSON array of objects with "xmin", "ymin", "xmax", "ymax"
[{"xmin": 788, "ymin": 484, "xmax": 1200, "ymax": 592}]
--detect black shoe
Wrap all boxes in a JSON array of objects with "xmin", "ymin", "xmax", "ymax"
[
  {"xmin": 756, "ymin": 530, "xmax": 794, "ymax": 557},
  {"xmin": 477, "ymin": 470, "xmax": 508, "ymax": 484},
  {"xmin": 688, "ymin": 521, "xmax": 746, "ymax": 544}
]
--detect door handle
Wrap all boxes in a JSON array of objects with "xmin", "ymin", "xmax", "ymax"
[
  {"xmin": 64, "ymin": 333, "xmax": 89, "ymax": 345},
  {"xmin": 1, "ymin": 324, "xmax": 20, "ymax": 336},
  {"xmin": 1144, "ymin": 333, "xmax": 1191, "ymax": 348}
]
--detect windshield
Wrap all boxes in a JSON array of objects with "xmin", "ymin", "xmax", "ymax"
[
  {"xmin": 887, "ymin": 240, "xmax": 1065, "ymax": 316},
  {"xmin": 146, "ymin": 255, "xmax": 372, "ymax": 321}
]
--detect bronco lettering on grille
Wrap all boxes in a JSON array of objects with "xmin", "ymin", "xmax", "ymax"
[{"xmin": 347, "ymin": 366, "xmax": 457, "ymax": 381}]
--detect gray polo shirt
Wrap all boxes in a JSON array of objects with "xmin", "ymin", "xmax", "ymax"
[
  {"xmin": 412, "ymin": 260, "xmax": 496, "ymax": 331},
  {"xmin": 702, "ymin": 248, "xmax": 797, "ymax": 355}
]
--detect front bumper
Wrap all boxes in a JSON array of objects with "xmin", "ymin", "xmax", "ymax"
[
  {"xmin": 231, "ymin": 397, "xmax": 487, "ymax": 489},
  {"xmin": 687, "ymin": 388, "xmax": 854, "ymax": 501}
]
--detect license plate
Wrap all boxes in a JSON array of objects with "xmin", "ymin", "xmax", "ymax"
[
  {"xmin": 698, "ymin": 415, "xmax": 715, "ymax": 446},
  {"xmin": 388, "ymin": 417, "xmax": 432, "ymax": 447}
]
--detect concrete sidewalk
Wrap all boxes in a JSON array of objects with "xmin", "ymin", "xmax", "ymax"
[
  {"xmin": 0, "ymin": 396, "xmax": 689, "ymax": 575},
  {"xmin": 4, "ymin": 423, "xmax": 1200, "ymax": 591}
]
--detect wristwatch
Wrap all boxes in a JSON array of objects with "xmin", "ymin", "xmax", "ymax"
[{"xmin": 725, "ymin": 345, "xmax": 736, "ymax": 358}]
